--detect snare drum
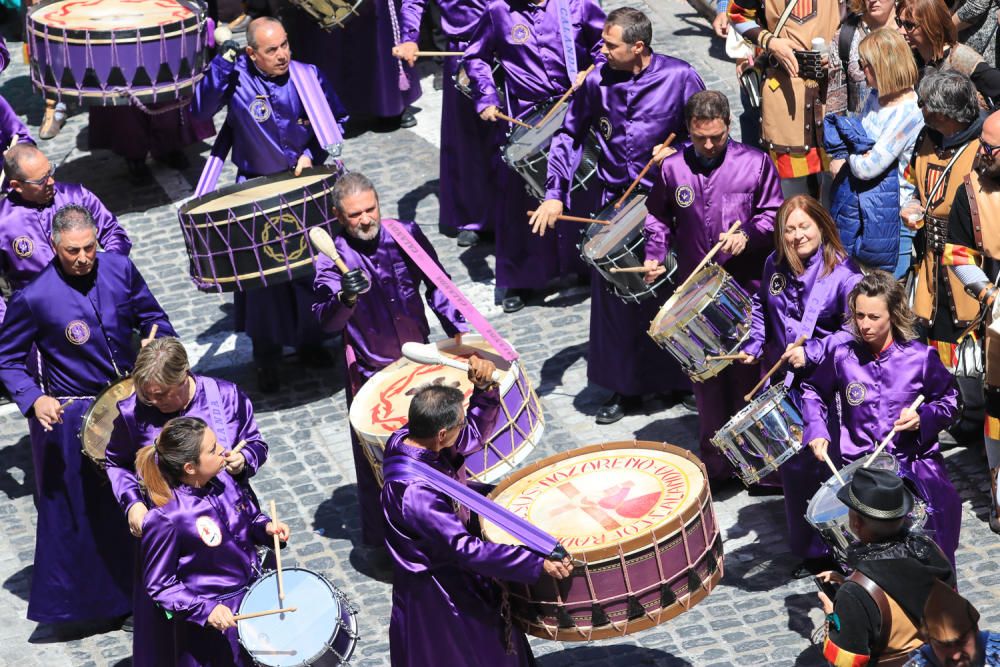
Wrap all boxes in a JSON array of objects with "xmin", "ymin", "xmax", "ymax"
[
  {"xmin": 177, "ymin": 167, "xmax": 341, "ymax": 292},
  {"xmin": 710, "ymin": 384, "xmax": 803, "ymax": 486},
  {"xmin": 79, "ymin": 377, "xmax": 135, "ymax": 469},
  {"xmin": 806, "ymin": 453, "xmax": 929, "ymax": 564},
  {"xmin": 581, "ymin": 191, "xmax": 675, "ymax": 303},
  {"xmin": 349, "ymin": 334, "xmax": 544, "ymax": 486},
  {"xmin": 238, "ymin": 568, "xmax": 358, "ymax": 666},
  {"xmin": 26, "ymin": 0, "xmax": 208, "ymax": 106},
  {"xmin": 647, "ymin": 263, "xmax": 753, "ymax": 382},
  {"xmin": 287, "ymin": 0, "xmax": 364, "ymax": 30},
  {"xmin": 501, "ymin": 101, "xmax": 600, "ymax": 202},
  {"xmin": 482, "ymin": 441, "xmax": 723, "ymax": 641}
]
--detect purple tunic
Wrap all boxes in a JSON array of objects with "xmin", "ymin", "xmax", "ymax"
[
  {"xmin": 0, "ymin": 95, "xmax": 34, "ymax": 149},
  {"xmin": 643, "ymin": 140, "xmax": 782, "ymax": 479},
  {"xmin": 0, "ymin": 253, "xmax": 175, "ymax": 623},
  {"xmin": 800, "ymin": 339, "xmax": 963, "ymax": 565},
  {"xmin": 743, "ymin": 249, "xmax": 862, "ymax": 556},
  {"xmin": 141, "ymin": 473, "xmax": 272, "ymax": 667},
  {"xmin": 313, "ymin": 219, "xmax": 469, "ymax": 545},
  {"xmin": 88, "ymin": 105, "xmax": 215, "ymax": 160},
  {"xmin": 381, "ymin": 389, "xmax": 542, "ymax": 667}
]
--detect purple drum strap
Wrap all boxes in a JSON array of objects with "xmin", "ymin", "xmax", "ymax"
[
  {"xmin": 194, "ymin": 121, "xmax": 233, "ymax": 197},
  {"xmin": 382, "ymin": 454, "xmax": 560, "ymax": 557},
  {"xmin": 555, "ymin": 0, "xmax": 579, "ymax": 82},
  {"xmin": 288, "ymin": 61, "xmax": 343, "ymax": 154},
  {"xmin": 381, "ymin": 218, "xmax": 518, "ymax": 362}
]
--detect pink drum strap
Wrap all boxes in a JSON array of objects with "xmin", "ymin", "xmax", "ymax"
[
  {"xmin": 381, "ymin": 218, "xmax": 518, "ymax": 362},
  {"xmin": 554, "ymin": 0, "xmax": 578, "ymax": 82},
  {"xmin": 193, "ymin": 120, "xmax": 232, "ymax": 197},
  {"xmin": 288, "ymin": 61, "xmax": 344, "ymax": 155}
]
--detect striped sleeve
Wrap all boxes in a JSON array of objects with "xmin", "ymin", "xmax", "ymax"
[
  {"xmin": 823, "ymin": 636, "xmax": 871, "ymax": 667},
  {"xmin": 728, "ymin": 0, "xmax": 764, "ymax": 41},
  {"xmin": 941, "ymin": 242, "xmax": 982, "ymax": 267}
]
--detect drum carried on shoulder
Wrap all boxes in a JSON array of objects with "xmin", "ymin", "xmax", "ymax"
[{"xmin": 79, "ymin": 377, "xmax": 136, "ymax": 470}]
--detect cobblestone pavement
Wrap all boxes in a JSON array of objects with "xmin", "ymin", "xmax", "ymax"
[{"xmin": 1, "ymin": 1, "xmax": 998, "ymax": 665}]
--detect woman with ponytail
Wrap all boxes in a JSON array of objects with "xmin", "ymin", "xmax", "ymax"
[{"xmin": 137, "ymin": 417, "xmax": 289, "ymax": 666}]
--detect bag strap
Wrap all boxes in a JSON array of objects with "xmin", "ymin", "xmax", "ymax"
[
  {"xmin": 847, "ymin": 570, "xmax": 893, "ymax": 655},
  {"xmin": 965, "ymin": 172, "xmax": 986, "ymax": 253},
  {"xmin": 925, "ymin": 141, "xmax": 974, "ymax": 210},
  {"xmin": 838, "ymin": 15, "xmax": 860, "ymax": 69},
  {"xmin": 773, "ymin": 0, "xmax": 802, "ymax": 38}
]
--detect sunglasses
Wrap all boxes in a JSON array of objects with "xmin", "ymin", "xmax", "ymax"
[
  {"xmin": 980, "ymin": 139, "xmax": 1000, "ymax": 157},
  {"xmin": 895, "ymin": 16, "xmax": 918, "ymax": 32}
]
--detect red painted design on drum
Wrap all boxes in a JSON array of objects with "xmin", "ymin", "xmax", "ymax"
[
  {"xmin": 37, "ymin": 0, "xmax": 192, "ymax": 29},
  {"xmin": 369, "ymin": 356, "xmax": 474, "ymax": 432}
]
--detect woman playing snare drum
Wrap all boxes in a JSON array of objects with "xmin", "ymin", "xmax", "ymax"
[
  {"xmin": 137, "ymin": 417, "xmax": 289, "ymax": 667},
  {"xmin": 740, "ymin": 195, "xmax": 863, "ymax": 576}
]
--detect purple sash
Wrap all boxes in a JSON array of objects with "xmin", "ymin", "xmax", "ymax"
[
  {"xmin": 381, "ymin": 218, "xmax": 518, "ymax": 362},
  {"xmin": 554, "ymin": 0, "xmax": 579, "ymax": 82}
]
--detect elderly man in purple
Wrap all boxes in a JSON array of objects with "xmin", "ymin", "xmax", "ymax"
[
  {"xmin": 313, "ymin": 172, "xmax": 469, "ymax": 549},
  {"xmin": 394, "ymin": 0, "xmax": 495, "ymax": 247},
  {"xmin": 642, "ymin": 90, "xmax": 783, "ymax": 482},
  {"xmin": 191, "ymin": 16, "xmax": 348, "ymax": 393},
  {"xmin": 0, "ymin": 144, "xmax": 130, "ymax": 320},
  {"xmin": 801, "ymin": 271, "xmax": 963, "ymax": 565},
  {"xmin": 462, "ymin": 0, "xmax": 605, "ymax": 312},
  {"xmin": 381, "ymin": 356, "xmax": 572, "ymax": 666},
  {"xmin": 530, "ymin": 7, "xmax": 704, "ymax": 423},
  {"xmin": 0, "ymin": 205, "xmax": 175, "ymax": 627}
]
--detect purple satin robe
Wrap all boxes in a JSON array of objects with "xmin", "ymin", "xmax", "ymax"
[
  {"xmin": 141, "ymin": 473, "xmax": 272, "ymax": 666},
  {"xmin": 0, "ymin": 95, "xmax": 34, "ymax": 149},
  {"xmin": 313, "ymin": 219, "xmax": 469, "ymax": 545},
  {"xmin": 87, "ymin": 105, "xmax": 215, "ymax": 160},
  {"xmin": 381, "ymin": 389, "xmax": 542, "ymax": 667},
  {"xmin": 800, "ymin": 339, "xmax": 963, "ymax": 565},
  {"xmin": 743, "ymin": 250, "xmax": 862, "ymax": 556},
  {"xmin": 401, "ymin": 0, "xmax": 486, "ymax": 39},
  {"xmin": 0, "ymin": 253, "xmax": 175, "ymax": 624}
]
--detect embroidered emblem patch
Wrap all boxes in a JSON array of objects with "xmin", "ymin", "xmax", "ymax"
[
  {"xmin": 845, "ymin": 381, "xmax": 866, "ymax": 406},
  {"xmin": 510, "ymin": 23, "xmax": 530, "ymax": 44},
  {"xmin": 675, "ymin": 186, "xmax": 694, "ymax": 208},
  {"xmin": 261, "ymin": 213, "xmax": 307, "ymax": 264},
  {"xmin": 599, "ymin": 117, "xmax": 613, "ymax": 140},
  {"xmin": 250, "ymin": 97, "xmax": 271, "ymax": 123},
  {"xmin": 769, "ymin": 273, "xmax": 786, "ymax": 295},
  {"xmin": 65, "ymin": 320, "xmax": 91, "ymax": 345},
  {"xmin": 196, "ymin": 516, "xmax": 223, "ymax": 547},
  {"xmin": 12, "ymin": 236, "xmax": 33, "ymax": 259}
]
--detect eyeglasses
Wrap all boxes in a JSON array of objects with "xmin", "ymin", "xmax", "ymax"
[
  {"xmin": 895, "ymin": 16, "xmax": 918, "ymax": 32},
  {"xmin": 449, "ymin": 418, "xmax": 468, "ymax": 431},
  {"xmin": 21, "ymin": 169, "xmax": 54, "ymax": 186},
  {"xmin": 980, "ymin": 139, "xmax": 1000, "ymax": 157}
]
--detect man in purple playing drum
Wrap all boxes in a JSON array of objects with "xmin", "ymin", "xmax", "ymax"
[
  {"xmin": 381, "ymin": 355, "xmax": 572, "ymax": 666},
  {"xmin": 529, "ymin": 7, "xmax": 703, "ymax": 423},
  {"xmin": 642, "ymin": 90, "xmax": 784, "ymax": 487},
  {"xmin": 460, "ymin": 0, "xmax": 606, "ymax": 312},
  {"xmin": 0, "ymin": 205, "xmax": 175, "ymax": 629},
  {"xmin": 313, "ymin": 172, "xmax": 469, "ymax": 553},
  {"xmin": 191, "ymin": 16, "xmax": 349, "ymax": 393},
  {"xmin": 0, "ymin": 144, "xmax": 131, "ymax": 322}
]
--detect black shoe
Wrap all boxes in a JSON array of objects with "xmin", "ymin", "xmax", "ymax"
[
  {"xmin": 457, "ymin": 230, "xmax": 480, "ymax": 247},
  {"xmin": 642, "ymin": 393, "xmax": 671, "ymax": 415},
  {"xmin": 119, "ymin": 614, "xmax": 134, "ymax": 633},
  {"xmin": 158, "ymin": 150, "xmax": 190, "ymax": 170},
  {"xmin": 126, "ymin": 159, "xmax": 153, "ymax": 186},
  {"xmin": 399, "ymin": 110, "xmax": 417, "ymax": 128},
  {"xmin": 257, "ymin": 366, "xmax": 281, "ymax": 393},
  {"xmin": 680, "ymin": 392, "xmax": 697, "ymax": 412},
  {"xmin": 298, "ymin": 345, "xmax": 335, "ymax": 368},
  {"xmin": 502, "ymin": 291, "xmax": 526, "ymax": 313},
  {"xmin": 596, "ymin": 393, "xmax": 639, "ymax": 425}
]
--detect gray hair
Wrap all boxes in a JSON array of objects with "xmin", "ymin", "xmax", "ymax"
[
  {"xmin": 332, "ymin": 172, "xmax": 379, "ymax": 213},
  {"xmin": 247, "ymin": 17, "xmax": 283, "ymax": 50},
  {"xmin": 917, "ymin": 70, "xmax": 980, "ymax": 125},
  {"xmin": 4, "ymin": 144, "xmax": 44, "ymax": 183},
  {"xmin": 685, "ymin": 90, "xmax": 731, "ymax": 126},
  {"xmin": 607, "ymin": 7, "xmax": 653, "ymax": 47},
  {"xmin": 51, "ymin": 205, "xmax": 97, "ymax": 244}
]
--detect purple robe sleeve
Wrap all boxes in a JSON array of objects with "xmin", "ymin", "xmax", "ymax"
[
  {"xmin": 544, "ymin": 75, "xmax": 597, "ymax": 205},
  {"xmin": 105, "ymin": 411, "xmax": 145, "ymax": 514},
  {"xmin": 402, "ymin": 484, "xmax": 544, "ymax": 584},
  {"xmin": 0, "ymin": 296, "xmax": 5, "ymax": 325},
  {"xmin": 0, "ymin": 292, "xmax": 45, "ymax": 414},
  {"xmin": 124, "ymin": 261, "xmax": 176, "ymax": 340},
  {"xmin": 81, "ymin": 186, "xmax": 132, "ymax": 256},
  {"xmin": 643, "ymin": 163, "xmax": 674, "ymax": 263},
  {"xmin": 400, "ymin": 0, "xmax": 429, "ymax": 43},
  {"xmin": 453, "ymin": 386, "xmax": 501, "ymax": 458},
  {"xmin": 231, "ymin": 385, "xmax": 268, "ymax": 476},
  {"xmin": 580, "ymin": 0, "xmax": 607, "ymax": 64},
  {"xmin": 410, "ymin": 224, "xmax": 470, "ymax": 335},
  {"xmin": 0, "ymin": 96, "xmax": 34, "ymax": 147},
  {"xmin": 802, "ymin": 270, "xmax": 862, "ymax": 367},
  {"xmin": 743, "ymin": 261, "xmax": 771, "ymax": 359},
  {"xmin": 463, "ymin": 10, "xmax": 502, "ymax": 113},
  {"xmin": 745, "ymin": 156, "xmax": 782, "ymax": 252},
  {"xmin": 191, "ymin": 54, "xmax": 237, "ymax": 122},
  {"xmin": 312, "ymin": 254, "xmax": 353, "ymax": 333},
  {"xmin": 142, "ymin": 514, "xmax": 218, "ymax": 625},
  {"xmin": 800, "ymin": 347, "xmax": 839, "ymax": 445},
  {"xmin": 917, "ymin": 348, "xmax": 960, "ymax": 451}
]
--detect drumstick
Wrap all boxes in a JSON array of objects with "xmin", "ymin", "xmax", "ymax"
[
  {"xmin": 142, "ymin": 323, "xmax": 159, "ymax": 345},
  {"xmin": 525, "ymin": 210, "xmax": 609, "ymax": 225},
  {"xmin": 495, "ymin": 112, "xmax": 533, "ymax": 130},
  {"xmin": 672, "ymin": 220, "xmax": 743, "ymax": 297},
  {"xmin": 608, "ymin": 266, "xmax": 654, "ymax": 273},
  {"xmin": 822, "ymin": 451, "xmax": 846, "ymax": 486},
  {"xmin": 269, "ymin": 499, "xmax": 285, "ymax": 603},
  {"xmin": 864, "ymin": 395, "xmax": 925, "ymax": 468},
  {"xmin": 535, "ymin": 64, "xmax": 596, "ymax": 128},
  {"xmin": 230, "ymin": 440, "xmax": 246, "ymax": 456},
  {"xmin": 705, "ymin": 353, "xmax": 749, "ymax": 361},
  {"xmin": 213, "ymin": 15, "xmax": 247, "ymax": 45},
  {"xmin": 401, "ymin": 342, "xmax": 503, "ymax": 383},
  {"xmin": 616, "ymin": 133, "xmax": 676, "ymax": 209},
  {"xmin": 59, "ymin": 398, "xmax": 75, "ymax": 411},
  {"xmin": 413, "ymin": 50, "xmax": 465, "ymax": 57},
  {"xmin": 233, "ymin": 607, "xmax": 297, "ymax": 622},
  {"xmin": 743, "ymin": 334, "xmax": 806, "ymax": 402},
  {"xmin": 308, "ymin": 227, "xmax": 350, "ymax": 274}
]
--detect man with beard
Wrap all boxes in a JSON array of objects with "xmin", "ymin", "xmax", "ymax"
[
  {"xmin": 940, "ymin": 108, "xmax": 1000, "ymax": 534},
  {"xmin": 312, "ymin": 172, "xmax": 469, "ymax": 552},
  {"xmin": 905, "ymin": 580, "xmax": 1000, "ymax": 667}
]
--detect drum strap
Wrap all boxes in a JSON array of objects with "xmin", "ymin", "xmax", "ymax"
[
  {"xmin": 202, "ymin": 376, "xmax": 232, "ymax": 449},
  {"xmin": 288, "ymin": 62, "xmax": 344, "ymax": 156},
  {"xmin": 194, "ymin": 121, "xmax": 232, "ymax": 198},
  {"xmin": 382, "ymin": 454, "xmax": 564, "ymax": 559},
  {"xmin": 554, "ymin": 0, "xmax": 579, "ymax": 83},
  {"xmin": 380, "ymin": 219, "xmax": 518, "ymax": 362}
]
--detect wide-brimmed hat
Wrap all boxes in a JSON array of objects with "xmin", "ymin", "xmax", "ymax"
[
  {"xmin": 921, "ymin": 579, "xmax": 980, "ymax": 643},
  {"xmin": 836, "ymin": 467, "xmax": 913, "ymax": 520}
]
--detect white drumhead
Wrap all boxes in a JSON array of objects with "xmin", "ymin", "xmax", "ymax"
[
  {"xmin": 32, "ymin": 0, "xmax": 194, "ymax": 30},
  {"xmin": 186, "ymin": 174, "xmax": 332, "ymax": 215}
]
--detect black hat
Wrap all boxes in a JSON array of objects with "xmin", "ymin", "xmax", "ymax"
[{"xmin": 836, "ymin": 467, "xmax": 913, "ymax": 520}]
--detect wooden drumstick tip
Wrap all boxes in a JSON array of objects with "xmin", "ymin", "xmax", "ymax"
[
  {"xmin": 822, "ymin": 451, "xmax": 845, "ymax": 486},
  {"xmin": 233, "ymin": 606, "xmax": 297, "ymax": 622},
  {"xmin": 308, "ymin": 227, "xmax": 350, "ymax": 274},
  {"xmin": 230, "ymin": 440, "xmax": 247, "ymax": 455},
  {"xmin": 143, "ymin": 323, "xmax": 159, "ymax": 345}
]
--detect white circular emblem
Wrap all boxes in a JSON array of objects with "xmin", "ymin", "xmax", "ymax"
[
  {"xmin": 845, "ymin": 382, "xmax": 867, "ymax": 406},
  {"xmin": 250, "ymin": 98, "xmax": 271, "ymax": 123},
  {"xmin": 769, "ymin": 273, "xmax": 786, "ymax": 295},
  {"xmin": 196, "ymin": 516, "xmax": 222, "ymax": 547},
  {"xmin": 675, "ymin": 185, "xmax": 694, "ymax": 208},
  {"xmin": 65, "ymin": 320, "xmax": 91, "ymax": 345},
  {"xmin": 510, "ymin": 23, "xmax": 530, "ymax": 44},
  {"xmin": 599, "ymin": 117, "xmax": 613, "ymax": 140},
  {"xmin": 12, "ymin": 236, "xmax": 34, "ymax": 259}
]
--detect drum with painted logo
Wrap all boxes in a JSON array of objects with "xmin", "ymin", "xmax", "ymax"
[
  {"xmin": 177, "ymin": 167, "xmax": 341, "ymax": 292},
  {"xmin": 79, "ymin": 377, "xmax": 135, "ymax": 469},
  {"xmin": 349, "ymin": 333, "xmax": 544, "ymax": 486},
  {"xmin": 482, "ymin": 440, "xmax": 723, "ymax": 641}
]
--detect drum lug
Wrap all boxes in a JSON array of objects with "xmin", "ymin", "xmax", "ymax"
[
  {"xmin": 555, "ymin": 606, "xmax": 576, "ymax": 629},
  {"xmin": 659, "ymin": 583, "xmax": 677, "ymax": 608},
  {"xmin": 590, "ymin": 603, "xmax": 611, "ymax": 628},
  {"xmin": 626, "ymin": 595, "xmax": 645, "ymax": 621}
]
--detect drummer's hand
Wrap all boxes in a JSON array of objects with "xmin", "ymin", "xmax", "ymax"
[
  {"xmin": 894, "ymin": 407, "xmax": 921, "ymax": 432},
  {"xmin": 480, "ymin": 105, "xmax": 500, "ymax": 122},
  {"xmin": 652, "ymin": 142, "xmax": 677, "ymax": 165},
  {"xmin": 224, "ymin": 449, "xmax": 246, "ymax": 476},
  {"xmin": 781, "ymin": 345, "xmax": 807, "ymax": 369},
  {"xmin": 294, "ymin": 154, "xmax": 312, "ymax": 177},
  {"xmin": 392, "ymin": 41, "xmax": 419, "ymax": 67},
  {"xmin": 32, "ymin": 395, "xmax": 64, "ymax": 432},
  {"xmin": 643, "ymin": 259, "xmax": 666, "ymax": 284},
  {"xmin": 339, "ymin": 268, "xmax": 370, "ymax": 305},
  {"xmin": 818, "ymin": 570, "xmax": 845, "ymax": 585},
  {"xmin": 467, "ymin": 354, "xmax": 498, "ymax": 390},
  {"xmin": 127, "ymin": 503, "xmax": 149, "ymax": 538},
  {"xmin": 809, "ymin": 438, "xmax": 830, "ymax": 462},
  {"xmin": 530, "ymin": 199, "xmax": 564, "ymax": 237},
  {"xmin": 738, "ymin": 353, "xmax": 757, "ymax": 364},
  {"xmin": 543, "ymin": 556, "xmax": 574, "ymax": 580},
  {"xmin": 718, "ymin": 229, "xmax": 748, "ymax": 256},
  {"xmin": 266, "ymin": 521, "xmax": 291, "ymax": 542},
  {"xmin": 817, "ymin": 590, "xmax": 834, "ymax": 615},
  {"xmin": 207, "ymin": 604, "xmax": 237, "ymax": 631},
  {"xmin": 220, "ymin": 40, "xmax": 241, "ymax": 63}
]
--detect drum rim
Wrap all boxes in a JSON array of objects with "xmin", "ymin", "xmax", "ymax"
[
  {"xmin": 649, "ymin": 262, "xmax": 733, "ymax": 333},
  {"xmin": 484, "ymin": 440, "xmax": 714, "ymax": 562},
  {"xmin": 713, "ymin": 383, "xmax": 800, "ymax": 440},
  {"xmin": 79, "ymin": 376, "xmax": 135, "ymax": 463},
  {"xmin": 179, "ymin": 166, "xmax": 340, "ymax": 218},
  {"xmin": 582, "ymin": 190, "xmax": 649, "ymax": 257},
  {"xmin": 27, "ymin": 0, "xmax": 205, "ymax": 42}
]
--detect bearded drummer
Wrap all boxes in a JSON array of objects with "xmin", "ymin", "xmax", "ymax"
[
  {"xmin": 460, "ymin": 0, "xmax": 606, "ymax": 311},
  {"xmin": 0, "ymin": 206, "xmax": 175, "ymax": 628},
  {"xmin": 529, "ymin": 8, "xmax": 703, "ymax": 424},
  {"xmin": 381, "ymin": 356, "xmax": 572, "ymax": 666},
  {"xmin": 191, "ymin": 16, "xmax": 349, "ymax": 393},
  {"xmin": 800, "ymin": 270, "xmax": 963, "ymax": 566},
  {"xmin": 312, "ymin": 172, "xmax": 470, "ymax": 552}
]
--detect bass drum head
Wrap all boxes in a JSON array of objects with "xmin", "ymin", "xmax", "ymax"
[
  {"xmin": 79, "ymin": 377, "xmax": 135, "ymax": 465},
  {"xmin": 29, "ymin": 0, "xmax": 196, "ymax": 31}
]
